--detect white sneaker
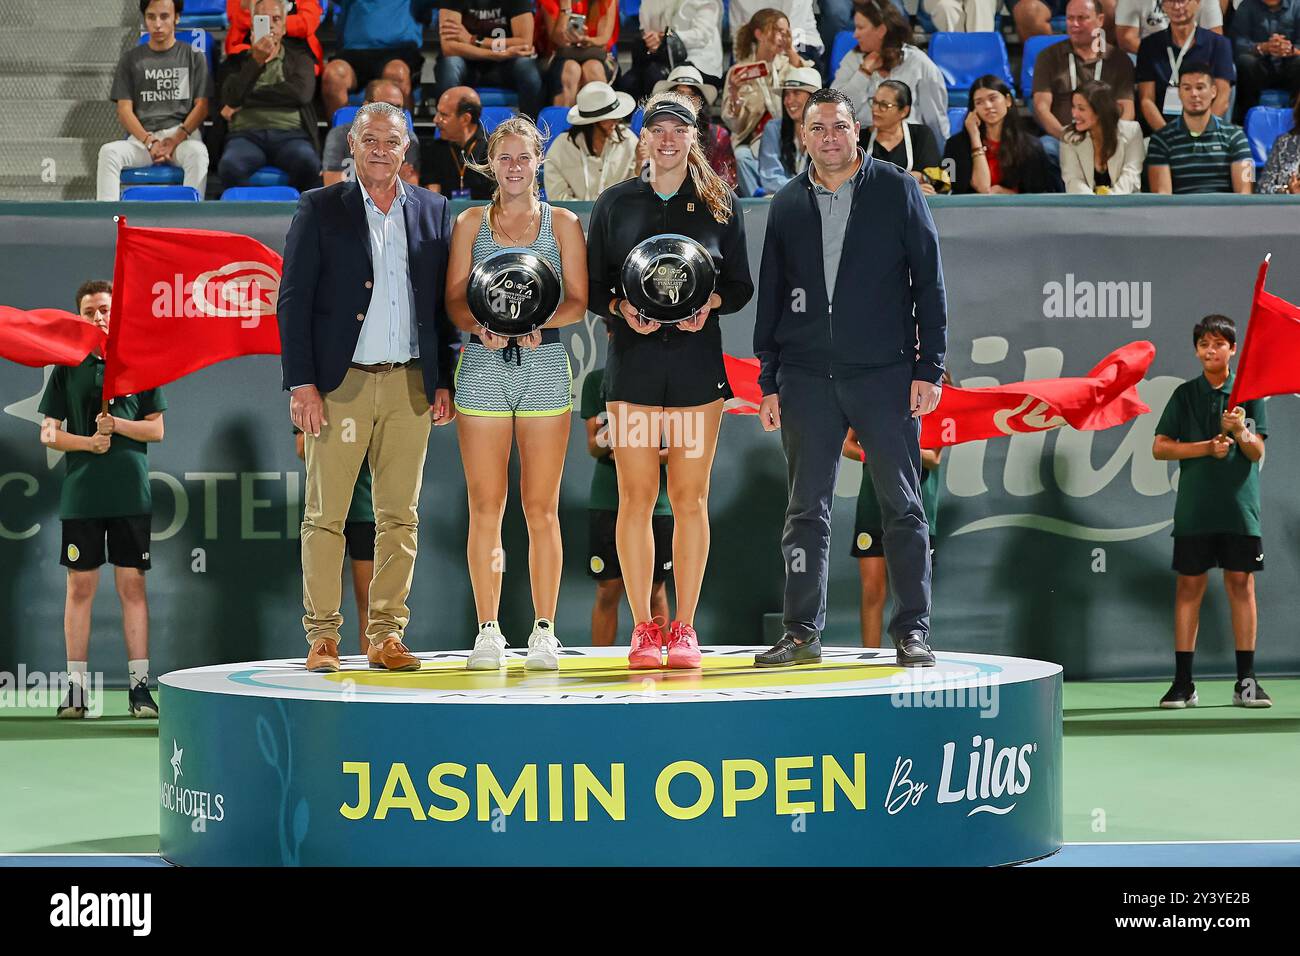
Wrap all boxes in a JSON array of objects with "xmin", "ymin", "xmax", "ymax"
[
  {"xmin": 466, "ymin": 623, "xmax": 507, "ymax": 670},
  {"xmin": 525, "ymin": 620, "xmax": 561, "ymax": 671}
]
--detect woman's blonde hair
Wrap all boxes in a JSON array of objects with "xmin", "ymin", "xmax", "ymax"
[
  {"xmin": 640, "ymin": 90, "xmax": 733, "ymax": 224},
  {"xmin": 735, "ymin": 8, "xmax": 788, "ymax": 62},
  {"xmin": 467, "ymin": 114, "xmax": 548, "ymax": 226}
]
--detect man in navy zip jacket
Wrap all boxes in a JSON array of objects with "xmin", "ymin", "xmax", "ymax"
[{"xmin": 752, "ymin": 88, "xmax": 947, "ymax": 669}]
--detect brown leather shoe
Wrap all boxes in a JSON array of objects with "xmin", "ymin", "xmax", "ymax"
[
  {"xmin": 370, "ymin": 635, "xmax": 421, "ymax": 671},
  {"xmin": 306, "ymin": 637, "xmax": 341, "ymax": 673}
]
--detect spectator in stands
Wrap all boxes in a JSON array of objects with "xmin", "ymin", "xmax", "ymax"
[
  {"xmin": 1229, "ymin": 0, "xmax": 1300, "ymax": 121},
  {"xmin": 1147, "ymin": 61, "xmax": 1255, "ymax": 190},
  {"xmin": 434, "ymin": 0, "xmax": 544, "ymax": 120},
  {"xmin": 225, "ymin": 0, "xmax": 324, "ymax": 74},
  {"xmin": 537, "ymin": 0, "xmax": 620, "ymax": 107},
  {"xmin": 1008, "ymin": 0, "xmax": 1118, "ymax": 45},
  {"xmin": 1033, "ymin": 0, "xmax": 1135, "ymax": 167},
  {"xmin": 1136, "ymin": 0, "xmax": 1235, "ymax": 131},
  {"xmin": 832, "ymin": 1, "xmax": 949, "ymax": 147},
  {"xmin": 757, "ymin": 66, "xmax": 821, "ymax": 192},
  {"xmin": 944, "ymin": 75, "xmax": 1062, "ymax": 192},
  {"xmin": 859, "ymin": 79, "xmax": 944, "ymax": 190},
  {"xmin": 544, "ymin": 82, "xmax": 638, "ymax": 199},
  {"xmin": 323, "ymin": 79, "xmax": 419, "ymax": 185},
  {"xmin": 922, "ymin": 0, "xmax": 1000, "ymax": 33},
  {"xmin": 1060, "ymin": 79, "xmax": 1146, "ymax": 191},
  {"xmin": 623, "ymin": 0, "xmax": 725, "ymax": 101},
  {"xmin": 728, "ymin": 1, "xmax": 824, "ymax": 70},
  {"xmin": 218, "ymin": 0, "xmax": 321, "ymax": 192},
  {"xmin": 654, "ymin": 64, "xmax": 739, "ymax": 189},
  {"xmin": 424, "ymin": 86, "xmax": 494, "ymax": 197},
  {"xmin": 724, "ymin": 8, "xmax": 808, "ymax": 196},
  {"xmin": 97, "ymin": 0, "xmax": 212, "ymax": 201},
  {"xmin": 1256, "ymin": 93, "xmax": 1300, "ymax": 190},
  {"xmin": 1116, "ymin": 0, "xmax": 1223, "ymax": 56},
  {"xmin": 321, "ymin": 0, "xmax": 430, "ymax": 118}
]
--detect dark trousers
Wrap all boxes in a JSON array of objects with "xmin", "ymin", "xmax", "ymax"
[
  {"xmin": 218, "ymin": 129, "xmax": 321, "ymax": 192},
  {"xmin": 1234, "ymin": 54, "xmax": 1300, "ymax": 122},
  {"xmin": 435, "ymin": 55, "xmax": 544, "ymax": 121},
  {"xmin": 778, "ymin": 361, "xmax": 932, "ymax": 642}
]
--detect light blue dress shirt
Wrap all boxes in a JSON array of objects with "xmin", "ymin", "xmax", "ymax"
[{"xmin": 352, "ymin": 179, "xmax": 419, "ymax": 365}]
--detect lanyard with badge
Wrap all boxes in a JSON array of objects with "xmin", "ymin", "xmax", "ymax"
[
  {"xmin": 867, "ymin": 121, "xmax": 913, "ymax": 171},
  {"xmin": 452, "ymin": 133, "xmax": 477, "ymax": 199},
  {"xmin": 1068, "ymin": 51, "xmax": 1103, "ymax": 89},
  {"xmin": 1164, "ymin": 30, "xmax": 1196, "ymax": 115}
]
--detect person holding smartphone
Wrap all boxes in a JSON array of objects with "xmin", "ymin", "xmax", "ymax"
[
  {"xmin": 537, "ymin": 0, "xmax": 620, "ymax": 107},
  {"xmin": 722, "ymin": 8, "xmax": 806, "ymax": 196},
  {"xmin": 585, "ymin": 91, "xmax": 754, "ymax": 669}
]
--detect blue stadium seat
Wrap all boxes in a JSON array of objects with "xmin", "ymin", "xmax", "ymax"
[
  {"xmin": 620, "ymin": 0, "xmax": 642, "ymax": 21},
  {"xmin": 178, "ymin": 0, "xmax": 227, "ymax": 29},
  {"xmin": 928, "ymin": 32, "xmax": 1016, "ymax": 100},
  {"xmin": 1050, "ymin": 15, "xmax": 1067, "ymax": 32},
  {"xmin": 1245, "ymin": 106, "xmax": 1294, "ymax": 167},
  {"xmin": 331, "ymin": 106, "xmax": 416, "ymax": 131},
  {"xmin": 120, "ymin": 164, "xmax": 184, "ymax": 185},
  {"xmin": 537, "ymin": 106, "xmax": 572, "ymax": 150},
  {"xmin": 947, "ymin": 107, "xmax": 968, "ymax": 134},
  {"xmin": 221, "ymin": 186, "xmax": 302, "ymax": 201},
  {"xmin": 480, "ymin": 106, "xmax": 515, "ymax": 136},
  {"xmin": 829, "ymin": 31, "xmax": 856, "ymax": 78},
  {"xmin": 245, "ymin": 166, "xmax": 291, "ymax": 187},
  {"xmin": 138, "ymin": 29, "xmax": 215, "ymax": 76},
  {"xmin": 1020, "ymin": 34, "xmax": 1068, "ymax": 100},
  {"xmin": 630, "ymin": 109, "xmax": 644, "ymax": 135},
  {"xmin": 1259, "ymin": 89, "xmax": 1292, "ymax": 108},
  {"xmin": 478, "ymin": 88, "xmax": 519, "ymax": 108},
  {"xmin": 121, "ymin": 185, "xmax": 201, "ymax": 201}
]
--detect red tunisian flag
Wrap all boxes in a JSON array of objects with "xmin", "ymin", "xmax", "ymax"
[
  {"xmin": 103, "ymin": 217, "xmax": 282, "ymax": 399},
  {"xmin": 0, "ymin": 307, "xmax": 107, "ymax": 367},
  {"xmin": 1229, "ymin": 254, "xmax": 1300, "ymax": 407},
  {"xmin": 724, "ymin": 342, "xmax": 1155, "ymax": 448}
]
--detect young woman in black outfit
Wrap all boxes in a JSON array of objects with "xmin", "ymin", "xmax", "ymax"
[{"xmin": 585, "ymin": 89, "xmax": 754, "ymax": 670}]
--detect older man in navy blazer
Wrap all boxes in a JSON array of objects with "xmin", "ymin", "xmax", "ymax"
[
  {"xmin": 279, "ymin": 101, "xmax": 459, "ymax": 674},
  {"xmin": 752, "ymin": 88, "xmax": 948, "ymax": 669}
]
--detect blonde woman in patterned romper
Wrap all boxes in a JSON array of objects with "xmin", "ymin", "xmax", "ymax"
[{"xmin": 444, "ymin": 115, "xmax": 589, "ymax": 671}]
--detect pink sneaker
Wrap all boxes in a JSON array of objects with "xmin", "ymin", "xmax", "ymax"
[
  {"xmin": 627, "ymin": 619, "xmax": 665, "ymax": 670},
  {"xmin": 666, "ymin": 620, "xmax": 701, "ymax": 669}
]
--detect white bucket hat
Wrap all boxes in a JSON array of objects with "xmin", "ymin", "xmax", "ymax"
[
  {"xmin": 567, "ymin": 82, "xmax": 637, "ymax": 125},
  {"xmin": 652, "ymin": 64, "xmax": 719, "ymax": 106},
  {"xmin": 780, "ymin": 67, "xmax": 823, "ymax": 93}
]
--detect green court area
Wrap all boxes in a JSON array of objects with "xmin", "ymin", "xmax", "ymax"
[{"xmin": 1, "ymin": 681, "xmax": 1296, "ymax": 854}]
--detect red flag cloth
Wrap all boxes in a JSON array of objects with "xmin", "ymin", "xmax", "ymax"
[
  {"xmin": 104, "ymin": 217, "xmax": 282, "ymax": 400},
  {"xmin": 1228, "ymin": 255, "xmax": 1300, "ymax": 407},
  {"xmin": 724, "ymin": 342, "xmax": 1155, "ymax": 448},
  {"xmin": 0, "ymin": 306, "xmax": 107, "ymax": 367},
  {"xmin": 920, "ymin": 341, "xmax": 1154, "ymax": 447}
]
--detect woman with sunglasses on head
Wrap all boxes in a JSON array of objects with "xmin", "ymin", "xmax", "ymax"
[
  {"xmin": 444, "ymin": 115, "xmax": 589, "ymax": 671},
  {"xmin": 586, "ymin": 90, "xmax": 754, "ymax": 669}
]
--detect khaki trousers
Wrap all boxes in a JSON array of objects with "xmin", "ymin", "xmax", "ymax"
[{"xmin": 302, "ymin": 364, "xmax": 431, "ymax": 646}]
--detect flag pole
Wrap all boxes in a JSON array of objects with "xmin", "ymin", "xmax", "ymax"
[{"xmin": 99, "ymin": 215, "xmax": 126, "ymax": 425}]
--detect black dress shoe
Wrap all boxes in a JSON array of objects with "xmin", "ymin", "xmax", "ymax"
[
  {"xmin": 895, "ymin": 632, "xmax": 936, "ymax": 667},
  {"xmin": 754, "ymin": 635, "xmax": 822, "ymax": 668}
]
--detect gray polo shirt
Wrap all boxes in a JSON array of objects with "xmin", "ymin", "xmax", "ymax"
[{"xmin": 809, "ymin": 148, "xmax": 869, "ymax": 303}]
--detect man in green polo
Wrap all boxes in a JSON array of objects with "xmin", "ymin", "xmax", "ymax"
[
  {"xmin": 1152, "ymin": 314, "xmax": 1270, "ymax": 709},
  {"xmin": 38, "ymin": 280, "xmax": 167, "ymax": 719}
]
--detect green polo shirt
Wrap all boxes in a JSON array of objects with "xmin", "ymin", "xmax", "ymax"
[
  {"xmin": 1146, "ymin": 115, "xmax": 1252, "ymax": 195},
  {"xmin": 1154, "ymin": 371, "xmax": 1269, "ymax": 537},
  {"xmin": 37, "ymin": 355, "xmax": 166, "ymax": 520},
  {"xmin": 579, "ymin": 368, "xmax": 671, "ymax": 515},
  {"xmin": 228, "ymin": 47, "xmax": 302, "ymax": 133},
  {"xmin": 854, "ymin": 461, "xmax": 941, "ymax": 537}
]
